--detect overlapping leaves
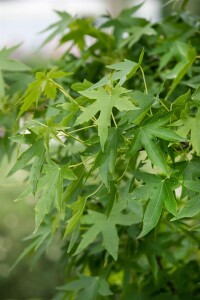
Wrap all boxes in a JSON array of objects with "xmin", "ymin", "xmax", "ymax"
[{"xmin": 76, "ymin": 84, "xmax": 137, "ymax": 150}]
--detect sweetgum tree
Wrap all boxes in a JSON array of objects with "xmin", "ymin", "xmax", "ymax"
[{"xmin": 1, "ymin": 1, "xmax": 200, "ymax": 299}]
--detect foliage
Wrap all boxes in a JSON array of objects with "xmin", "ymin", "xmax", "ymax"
[{"xmin": 1, "ymin": 1, "xmax": 200, "ymax": 299}]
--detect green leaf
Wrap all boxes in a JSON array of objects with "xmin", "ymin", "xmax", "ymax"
[
  {"xmin": 76, "ymin": 85, "xmax": 136, "ymax": 149},
  {"xmin": 18, "ymin": 68, "xmax": 68, "ymax": 118},
  {"xmin": 183, "ymin": 179, "xmax": 200, "ymax": 192},
  {"xmin": 174, "ymin": 114, "xmax": 200, "ymax": 155},
  {"xmin": 35, "ymin": 169, "xmax": 60, "ymax": 232},
  {"xmin": 64, "ymin": 196, "xmax": 86, "ymax": 237},
  {"xmin": 192, "ymin": 85, "xmax": 200, "ymax": 105},
  {"xmin": 59, "ymin": 274, "xmax": 112, "ymax": 300},
  {"xmin": 40, "ymin": 11, "xmax": 73, "ymax": 47},
  {"xmin": 34, "ymin": 159, "xmax": 77, "ymax": 232},
  {"xmin": 63, "ymin": 165, "xmax": 85, "ymax": 203},
  {"xmin": 8, "ymin": 139, "xmax": 44, "ymax": 177},
  {"xmin": 172, "ymin": 194, "xmax": 200, "ymax": 220},
  {"xmin": 76, "ymin": 200, "xmax": 142, "ymax": 260},
  {"xmin": 134, "ymin": 172, "xmax": 177, "ymax": 236},
  {"xmin": 0, "ymin": 46, "xmax": 29, "ymax": 96},
  {"xmin": 30, "ymin": 145, "xmax": 45, "ymax": 194},
  {"xmin": 10, "ymin": 225, "xmax": 52, "ymax": 271},
  {"xmin": 141, "ymin": 130, "xmax": 169, "ymax": 174},
  {"xmin": 121, "ymin": 24, "xmax": 157, "ymax": 48},
  {"xmin": 138, "ymin": 182, "xmax": 165, "ymax": 238},
  {"xmin": 164, "ymin": 43, "xmax": 196, "ymax": 99},
  {"xmin": 0, "ymin": 46, "xmax": 29, "ymax": 72},
  {"xmin": 164, "ymin": 182, "xmax": 177, "ymax": 216},
  {"xmin": 127, "ymin": 114, "xmax": 184, "ymax": 174},
  {"xmin": 126, "ymin": 129, "xmax": 142, "ymax": 157},
  {"xmin": 106, "ymin": 181, "xmax": 117, "ymax": 217},
  {"xmin": 93, "ymin": 128, "xmax": 123, "ymax": 188},
  {"xmin": 120, "ymin": 91, "xmax": 155, "ymax": 126},
  {"xmin": 145, "ymin": 126, "xmax": 184, "ymax": 142},
  {"xmin": 107, "ymin": 49, "xmax": 144, "ymax": 85}
]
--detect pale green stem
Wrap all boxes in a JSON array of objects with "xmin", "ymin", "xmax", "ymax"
[
  {"xmin": 139, "ymin": 66, "xmax": 148, "ymax": 94},
  {"xmin": 87, "ymin": 182, "xmax": 104, "ymax": 199}
]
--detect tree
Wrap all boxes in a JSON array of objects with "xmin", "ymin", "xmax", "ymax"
[{"xmin": 1, "ymin": 1, "xmax": 200, "ymax": 298}]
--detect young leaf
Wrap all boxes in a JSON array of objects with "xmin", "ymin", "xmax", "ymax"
[
  {"xmin": 76, "ymin": 85, "xmax": 136, "ymax": 149},
  {"xmin": 18, "ymin": 68, "xmax": 68, "ymax": 118},
  {"xmin": 107, "ymin": 49, "xmax": 144, "ymax": 85}
]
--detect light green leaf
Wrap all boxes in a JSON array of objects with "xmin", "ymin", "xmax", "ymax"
[
  {"xmin": 18, "ymin": 68, "xmax": 68, "ymax": 118},
  {"xmin": 40, "ymin": 11, "xmax": 73, "ymax": 47},
  {"xmin": 145, "ymin": 126, "xmax": 184, "ymax": 142},
  {"xmin": 120, "ymin": 91, "xmax": 155, "ymax": 126},
  {"xmin": 183, "ymin": 179, "xmax": 200, "ymax": 192},
  {"xmin": 107, "ymin": 49, "xmax": 144, "ymax": 85},
  {"xmin": 192, "ymin": 85, "xmax": 200, "ymax": 104},
  {"xmin": 102, "ymin": 224, "xmax": 119, "ymax": 260},
  {"xmin": 172, "ymin": 194, "xmax": 200, "ymax": 220},
  {"xmin": 0, "ymin": 46, "xmax": 29, "ymax": 72},
  {"xmin": 76, "ymin": 85, "xmax": 136, "ymax": 149},
  {"xmin": 30, "ymin": 146, "xmax": 45, "ymax": 194},
  {"xmin": 174, "ymin": 115, "xmax": 200, "ymax": 155},
  {"xmin": 8, "ymin": 139, "xmax": 44, "ymax": 177},
  {"xmin": 64, "ymin": 196, "xmax": 86, "ymax": 237},
  {"xmin": 121, "ymin": 24, "xmax": 157, "ymax": 48},
  {"xmin": 35, "ymin": 169, "xmax": 60, "ymax": 232},
  {"xmin": 165, "ymin": 43, "xmax": 196, "ymax": 99}
]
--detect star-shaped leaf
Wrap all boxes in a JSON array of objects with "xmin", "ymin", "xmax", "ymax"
[
  {"xmin": 75, "ymin": 200, "xmax": 142, "ymax": 260},
  {"xmin": 18, "ymin": 68, "xmax": 68, "ymax": 118},
  {"xmin": 75, "ymin": 85, "xmax": 137, "ymax": 150},
  {"xmin": 133, "ymin": 172, "xmax": 178, "ymax": 238},
  {"xmin": 127, "ymin": 113, "xmax": 184, "ymax": 174}
]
